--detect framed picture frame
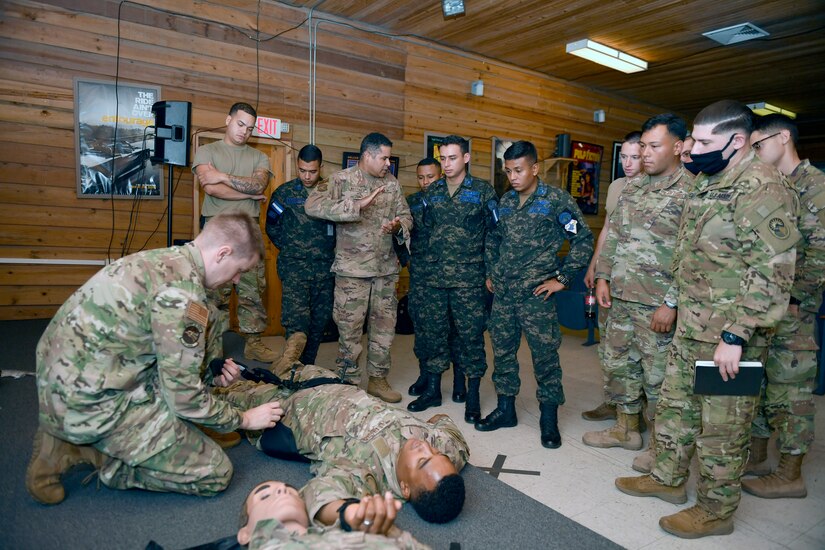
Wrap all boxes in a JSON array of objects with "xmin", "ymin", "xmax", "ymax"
[
  {"xmin": 342, "ymin": 152, "xmax": 400, "ymax": 177},
  {"xmin": 610, "ymin": 141, "xmax": 625, "ymax": 182},
  {"xmin": 74, "ymin": 78, "xmax": 163, "ymax": 199},
  {"xmin": 491, "ymin": 136, "xmax": 515, "ymax": 197},
  {"xmin": 568, "ymin": 141, "xmax": 603, "ymax": 216}
]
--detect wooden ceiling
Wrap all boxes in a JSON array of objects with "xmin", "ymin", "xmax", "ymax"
[{"xmin": 284, "ymin": 0, "xmax": 825, "ymax": 126}]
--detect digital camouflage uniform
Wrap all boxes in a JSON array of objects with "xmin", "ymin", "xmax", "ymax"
[
  {"xmin": 304, "ymin": 166, "xmax": 412, "ymax": 381},
  {"xmin": 35, "ymin": 243, "xmax": 243, "ymax": 496},
  {"xmin": 193, "ymin": 141, "xmax": 271, "ymax": 336},
  {"xmin": 248, "ymin": 518, "xmax": 430, "ymax": 550},
  {"xmin": 752, "ymin": 159, "xmax": 825, "ymax": 454},
  {"xmin": 652, "ymin": 152, "xmax": 800, "ymax": 519},
  {"xmin": 488, "ymin": 181, "xmax": 594, "ymax": 404},
  {"xmin": 414, "ymin": 176, "xmax": 497, "ymax": 378},
  {"xmin": 406, "ymin": 190, "xmax": 434, "ymax": 370},
  {"xmin": 254, "ymin": 368, "xmax": 469, "ymax": 523},
  {"xmin": 266, "ymin": 178, "xmax": 336, "ymax": 364},
  {"xmin": 595, "ymin": 167, "xmax": 692, "ymax": 415}
]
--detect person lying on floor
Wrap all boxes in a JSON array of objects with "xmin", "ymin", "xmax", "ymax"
[
  {"xmin": 237, "ymin": 480, "xmax": 430, "ymax": 549},
  {"xmin": 214, "ymin": 334, "xmax": 469, "ymax": 526}
]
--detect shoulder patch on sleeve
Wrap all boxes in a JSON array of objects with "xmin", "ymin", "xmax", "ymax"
[
  {"xmin": 186, "ymin": 301, "xmax": 208, "ymax": 327},
  {"xmin": 316, "ymin": 183, "xmax": 328, "ymax": 193}
]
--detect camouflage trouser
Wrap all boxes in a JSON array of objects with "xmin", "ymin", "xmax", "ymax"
[
  {"xmin": 603, "ymin": 298, "xmax": 671, "ymax": 416},
  {"xmin": 751, "ymin": 308, "xmax": 817, "ymax": 454},
  {"xmin": 95, "ymin": 393, "xmax": 233, "ymax": 497},
  {"xmin": 652, "ymin": 334, "xmax": 762, "ymax": 519},
  {"xmin": 596, "ymin": 303, "xmax": 610, "ymax": 399},
  {"xmin": 333, "ymin": 274, "xmax": 398, "ymax": 381},
  {"xmin": 415, "ymin": 285, "xmax": 488, "ymax": 378},
  {"xmin": 278, "ymin": 267, "xmax": 334, "ymax": 365},
  {"xmin": 408, "ymin": 277, "xmax": 461, "ymax": 373},
  {"xmin": 213, "ymin": 379, "xmax": 291, "ymax": 446},
  {"xmin": 489, "ymin": 283, "xmax": 564, "ymax": 405}
]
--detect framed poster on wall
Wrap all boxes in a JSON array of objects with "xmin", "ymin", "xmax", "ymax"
[
  {"xmin": 491, "ymin": 136, "xmax": 515, "ymax": 197},
  {"xmin": 74, "ymin": 79, "xmax": 163, "ymax": 199},
  {"xmin": 342, "ymin": 152, "xmax": 400, "ymax": 177},
  {"xmin": 610, "ymin": 141, "xmax": 625, "ymax": 182},
  {"xmin": 568, "ymin": 141, "xmax": 603, "ymax": 215}
]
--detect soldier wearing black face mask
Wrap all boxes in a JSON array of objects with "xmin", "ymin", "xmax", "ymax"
[{"xmin": 615, "ymin": 100, "xmax": 800, "ymax": 540}]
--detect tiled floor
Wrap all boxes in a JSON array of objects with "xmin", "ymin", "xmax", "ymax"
[{"xmin": 266, "ymin": 331, "xmax": 824, "ymax": 549}]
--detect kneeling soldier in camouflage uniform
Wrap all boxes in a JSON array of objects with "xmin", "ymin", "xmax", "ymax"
[
  {"xmin": 615, "ymin": 100, "xmax": 800, "ymax": 538},
  {"xmin": 237, "ymin": 480, "xmax": 430, "ymax": 549},
  {"xmin": 27, "ymin": 213, "xmax": 285, "ymax": 504}
]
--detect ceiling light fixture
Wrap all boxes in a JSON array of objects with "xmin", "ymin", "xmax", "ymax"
[
  {"xmin": 566, "ymin": 39, "xmax": 647, "ymax": 74},
  {"xmin": 442, "ymin": 0, "xmax": 465, "ymax": 19},
  {"xmin": 746, "ymin": 102, "xmax": 797, "ymax": 119}
]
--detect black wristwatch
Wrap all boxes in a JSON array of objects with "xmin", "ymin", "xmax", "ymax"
[
  {"xmin": 555, "ymin": 273, "xmax": 570, "ymax": 288},
  {"xmin": 337, "ymin": 498, "xmax": 360, "ymax": 532},
  {"xmin": 721, "ymin": 331, "xmax": 746, "ymax": 346}
]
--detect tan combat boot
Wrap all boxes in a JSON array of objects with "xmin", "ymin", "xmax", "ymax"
[
  {"xmin": 582, "ymin": 411, "xmax": 643, "ymax": 450},
  {"xmin": 614, "ymin": 474, "xmax": 687, "ymax": 504},
  {"xmin": 632, "ymin": 420, "xmax": 656, "ymax": 473},
  {"xmin": 244, "ymin": 333, "xmax": 279, "ymax": 362},
  {"xmin": 197, "ymin": 425, "xmax": 241, "ymax": 449},
  {"xmin": 26, "ymin": 428, "xmax": 106, "ymax": 505},
  {"xmin": 742, "ymin": 453, "xmax": 807, "ymax": 498},
  {"xmin": 659, "ymin": 505, "xmax": 734, "ymax": 538},
  {"xmin": 270, "ymin": 332, "xmax": 308, "ymax": 377},
  {"xmin": 581, "ymin": 401, "xmax": 616, "ymax": 421},
  {"xmin": 743, "ymin": 436, "xmax": 771, "ymax": 476},
  {"xmin": 368, "ymin": 377, "xmax": 402, "ymax": 403}
]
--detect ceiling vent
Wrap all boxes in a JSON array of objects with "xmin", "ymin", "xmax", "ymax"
[{"xmin": 703, "ymin": 22, "xmax": 769, "ymax": 45}]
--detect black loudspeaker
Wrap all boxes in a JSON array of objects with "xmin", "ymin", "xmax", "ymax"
[
  {"xmin": 554, "ymin": 133, "xmax": 571, "ymax": 158},
  {"xmin": 151, "ymin": 101, "xmax": 191, "ymax": 167}
]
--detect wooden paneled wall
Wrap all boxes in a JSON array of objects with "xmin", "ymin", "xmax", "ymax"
[{"xmin": 0, "ymin": 0, "xmax": 668, "ymax": 320}]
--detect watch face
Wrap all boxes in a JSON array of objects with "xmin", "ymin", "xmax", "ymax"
[{"xmin": 442, "ymin": 0, "xmax": 465, "ymax": 18}]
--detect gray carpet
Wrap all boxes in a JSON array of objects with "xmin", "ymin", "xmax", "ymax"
[{"xmin": 0, "ymin": 319, "xmax": 620, "ymax": 550}]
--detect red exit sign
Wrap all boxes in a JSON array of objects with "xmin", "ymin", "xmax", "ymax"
[{"xmin": 253, "ymin": 116, "xmax": 281, "ymax": 139}]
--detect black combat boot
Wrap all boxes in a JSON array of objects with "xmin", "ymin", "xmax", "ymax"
[
  {"xmin": 540, "ymin": 402, "xmax": 562, "ymax": 449},
  {"xmin": 464, "ymin": 377, "xmax": 481, "ymax": 424},
  {"xmin": 452, "ymin": 364, "xmax": 466, "ymax": 403},
  {"xmin": 475, "ymin": 395, "xmax": 517, "ymax": 431},
  {"xmin": 407, "ymin": 373, "xmax": 442, "ymax": 412},
  {"xmin": 408, "ymin": 367, "xmax": 427, "ymax": 396}
]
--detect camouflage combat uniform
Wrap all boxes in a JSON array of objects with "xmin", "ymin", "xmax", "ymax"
[
  {"xmin": 752, "ymin": 159, "xmax": 825, "ymax": 454},
  {"xmin": 266, "ymin": 178, "xmax": 336, "ymax": 364},
  {"xmin": 192, "ymin": 141, "xmax": 271, "ymax": 336},
  {"xmin": 406, "ymin": 190, "xmax": 434, "ymax": 370},
  {"xmin": 414, "ymin": 176, "xmax": 498, "ymax": 378},
  {"xmin": 35, "ymin": 243, "xmax": 243, "ymax": 496},
  {"xmin": 652, "ymin": 152, "xmax": 800, "ymax": 519},
  {"xmin": 595, "ymin": 167, "xmax": 691, "ymax": 415},
  {"xmin": 264, "ymin": 372, "xmax": 469, "ymax": 522},
  {"xmin": 304, "ymin": 166, "xmax": 412, "ymax": 381},
  {"xmin": 248, "ymin": 518, "xmax": 430, "ymax": 550},
  {"xmin": 488, "ymin": 181, "xmax": 593, "ymax": 404}
]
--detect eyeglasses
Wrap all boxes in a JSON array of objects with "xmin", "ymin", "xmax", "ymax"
[{"xmin": 751, "ymin": 132, "xmax": 781, "ymax": 151}]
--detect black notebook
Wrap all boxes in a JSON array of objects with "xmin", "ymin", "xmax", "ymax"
[{"xmin": 693, "ymin": 361, "xmax": 764, "ymax": 396}]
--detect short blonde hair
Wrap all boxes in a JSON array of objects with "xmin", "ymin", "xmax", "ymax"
[{"xmin": 202, "ymin": 213, "xmax": 264, "ymax": 261}]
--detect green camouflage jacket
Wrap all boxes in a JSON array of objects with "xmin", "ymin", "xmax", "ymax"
[
  {"xmin": 788, "ymin": 159, "xmax": 825, "ymax": 313},
  {"xmin": 248, "ymin": 518, "xmax": 430, "ymax": 550}
]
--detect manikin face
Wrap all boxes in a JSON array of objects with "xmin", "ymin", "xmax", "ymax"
[
  {"xmin": 225, "ymin": 110, "xmax": 256, "ymax": 146},
  {"xmin": 297, "ymin": 159, "xmax": 322, "ymax": 187},
  {"xmin": 416, "ymin": 164, "xmax": 441, "ymax": 190},
  {"xmin": 396, "ymin": 438, "xmax": 456, "ymax": 499},
  {"xmin": 203, "ymin": 248, "xmax": 259, "ymax": 289},
  {"xmin": 439, "ymin": 144, "xmax": 470, "ymax": 181},
  {"xmin": 504, "ymin": 156, "xmax": 539, "ymax": 196},
  {"xmin": 620, "ymin": 142, "xmax": 643, "ymax": 178},
  {"xmin": 640, "ymin": 124, "xmax": 682, "ymax": 177},
  {"xmin": 750, "ymin": 129, "xmax": 786, "ymax": 167},
  {"xmin": 237, "ymin": 481, "xmax": 308, "ymax": 545},
  {"xmin": 361, "ymin": 145, "xmax": 392, "ymax": 178}
]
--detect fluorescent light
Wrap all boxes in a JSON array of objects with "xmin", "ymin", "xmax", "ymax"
[
  {"xmin": 746, "ymin": 102, "xmax": 797, "ymax": 119},
  {"xmin": 566, "ymin": 39, "xmax": 647, "ymax": 73}
]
